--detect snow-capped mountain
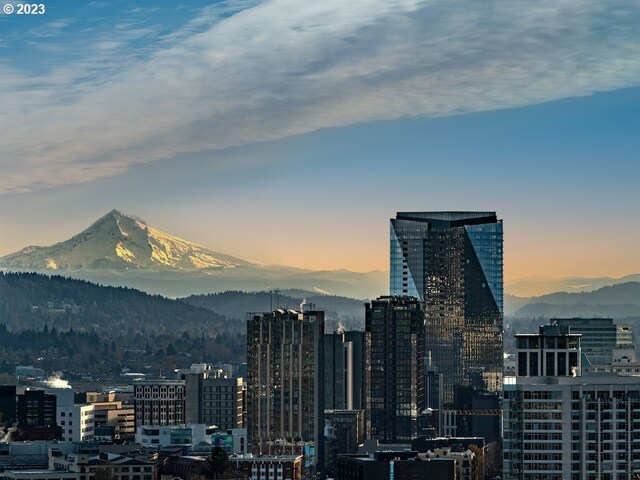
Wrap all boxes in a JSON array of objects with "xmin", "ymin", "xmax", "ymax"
[
  {"xmin": 0, "ymin": 209, "xmax": 254, "ymax": 271},
  {"xmin": 0, "ymin": 210, "xmax": 387, "ymax": 299}
]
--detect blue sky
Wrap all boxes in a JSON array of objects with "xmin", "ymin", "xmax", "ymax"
[{"xmin": 1, "ymin": 1, "xmax": 639, "ymax": 280}]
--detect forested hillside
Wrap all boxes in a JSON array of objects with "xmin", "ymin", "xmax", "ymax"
[
  {"xmin": 0, "ymin": 272, "xmax": 246, "ymax": 377},
  {"xmin": 184, "ymin": 289, "xmax": 366, "ymax": 332}
]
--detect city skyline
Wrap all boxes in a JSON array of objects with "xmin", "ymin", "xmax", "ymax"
[{"xmin": 2, "ymin": 1, "xmax": 640, "ymax": 283}]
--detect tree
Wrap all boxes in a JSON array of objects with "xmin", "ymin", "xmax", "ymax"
[
  {"xmin": 94, "ymin": 468, "xmax": 116, "ymax": 480},
  {"xmin": 202, "ymin": 446, "xmax": 232, "ymax": 479}
]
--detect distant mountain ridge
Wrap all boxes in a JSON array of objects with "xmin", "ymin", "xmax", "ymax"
[
  {"xmin": 184, "ymin": 289, "xmax": 366, "ymax": 332},
  {"xmin": 506, "ymin": 273, "xmax": 640, "ymax": 297},
  {"xmin": 0, "ymin": 210, "xmax": 387, "ymax": 299},
  {"xmin": 507, "ymin": 281, "xmax": 640, "ymax": 319}
]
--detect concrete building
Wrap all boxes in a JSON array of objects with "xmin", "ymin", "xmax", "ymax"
[
  {"xmin": 553, "ymin": 317, "xmax": 634, "ymax": 365},
  {"xmin": 422, "ymin": 448, "xmax": 479, "ymax": 480},
  {"xmin": 0, "ymin": 441, "xmax": 55, "ymax": 471},
  {"xmin": 3, "ymin": 470, "xmax": 78, "ymax": 480},
  {"xmin": 133, "ymin": 380, "xmax": 185, "ymax": 427},
  {"xmin": 184, "ymin": 372, "xmax": 244, "ymax": 430},
  {"xmin": 230, "ymin": 454, "xmax": 303, "ymax": 480},
  {"xmin": 246, "ymin": 309, "xmax": 324, "ymax": 472},
  {"xmin": 209, "ymin": 428, "xmax": 248, "ymax": 455},
  {"xmin": 504, "ymin": 323, "xmax": 640, "ymax": 479},
  {"xmin": 135, "ymin": 423, "xmax": 217, "ymax": 448},
  {"xmin": 49, "ymin": 449, "xmax": 155, "ymax": 480},
  {"xmin": 91, "ymin": 402, "xmax": 134, "ymax": 441},
  {"xmin": 47, "ymin": 390, "xmax": 94, "ymax": 443}
]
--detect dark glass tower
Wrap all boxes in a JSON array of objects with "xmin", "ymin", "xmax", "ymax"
[
  {"xmin": 324, "ymin": 329, "xmax": 364, "ymax": 410},
  {"xmin": 390, "ymin": 211, "xmax": 503, "ymax": 406},
  {"xmin": 365, "ymin": 296, "xmax": 424, "ymax": 443}
]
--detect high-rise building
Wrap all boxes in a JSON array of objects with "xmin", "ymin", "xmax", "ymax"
[
  {"xmin": 503, "ymin": 323, "xmax": 640, "ymax": 478},
  {"xmin": 390, "ymin": 211, "xmax": 503, "ymax": 407},
  {"xmin": 365, "ymin": 296, "xmax": 424, "ymax": 443},
  {"xmin": 324, "ymin": 329, "xmax": 364, "ymax": 411},
  {"xmin": 246, "ymin": 308, "xmax": 324, "ymax": 471}
]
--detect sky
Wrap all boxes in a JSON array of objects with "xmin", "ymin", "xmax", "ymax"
[{"xmin": 1, "ymin": 0, "xmax": 639, "ymax": 281}]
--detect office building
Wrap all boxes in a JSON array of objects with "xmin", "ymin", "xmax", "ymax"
[
  {"xmin": 324, "ymin": 329, "xmax": 364, "ymax": 411},
  {"xmin": 135, "ymin": 423, "xmax": 217, "ymax": 447},
  {"xmin": 365, "ymin": 296, "xmax": 424, "ymax": 443},
  {"xmin": 246, "ymin": 308, "xmax": 324, "ymax": 471},
  {"xmin": 15, "ymin": 390, "xmax": 58, "ymax": 440},
  {"xmin": 504, "ymin": 323, "xmax": 640, "ymax": 478},
  {"xmin": 46, "ymin": 389, "xmax": 94, "ymax": 443},
  {"xmin": 553, "ymin": 317, "xmax": 633, "ymax": 365},
  {"xmin": 184, "ymin": 373, "xmax": 244, "ymax": 430},
  {"xmin": 133, "ymin": 380, "xmax": 185, "ymax": 427},
  {"xmin": 230, "ymin": 455, "xmax": 303, "ymax": 480},
  {"xmin": 390, "ymin": 211, "xmax": 503, "ymax": 407}
]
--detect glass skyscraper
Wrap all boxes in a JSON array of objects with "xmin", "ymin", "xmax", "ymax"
[
  {"xmin": 364, "ymin": 296, "xmax": 424, "ymax": 443},
  {"xmin": 390, "ymin": 211, "xmax": 503, "ymax": 406}
]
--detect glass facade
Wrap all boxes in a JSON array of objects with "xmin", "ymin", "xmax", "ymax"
[
  {"xmin": 390, "ymin": 212, "xmax": 503, "ymax": 406},
  {"xmin": 365, "ymin": 296, "xmax": 424, "ymax": 443}
]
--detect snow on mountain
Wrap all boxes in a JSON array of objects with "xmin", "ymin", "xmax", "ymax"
[{"xmin": 0, "ymin": 209, "xmax": 254, "ymax": 271}]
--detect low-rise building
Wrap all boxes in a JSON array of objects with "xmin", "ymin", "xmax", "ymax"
[
  {"xmin": 230, "ymin": 454, "xmax": 302, "ymax": 480},
  {"xmin": 135, "ymin": 424, "xmax": 217, "ymax": 448},
  {"xmin": 49, "ymin": 449, "xmax": 155, "ymax": 480},
  {"xmin": 421, "ymin": 447, "xmax": 478, "ymax": 480},
  {"xmin": 336, "ymin": 451, "xmax": 455, "ymax": 480},
  {"xmin": 133, "ymin": 380, "xmax": 185, "ymax": 427}
]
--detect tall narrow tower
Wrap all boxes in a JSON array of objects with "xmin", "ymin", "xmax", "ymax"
[
  {"xmin": 246, "ymin": 308, "xmax": 324, "ymax": 471},
  {"xmin": 390, "ymin": 211, "xmax": 503, "ymax": 407},
  {"xmin": 365, "ymin": 296, "xmax": 425, "ymax": 443}
]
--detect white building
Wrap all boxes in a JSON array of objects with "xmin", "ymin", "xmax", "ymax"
[
  {"xmin": 135, "ymin": 424, "xmax": 217, "ymax": 448},
  {"xmin": 504, "ymin": 324, "xmax": 640, "ymax": 479},
  {"xmin": 46, "ymin": 389, "xmax": 95, "ymax": 442}
]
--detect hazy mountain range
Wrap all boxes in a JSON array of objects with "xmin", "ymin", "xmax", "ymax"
[
  {"xmin": 506, "ymin": 282, "xmax": 640, "ymax": 318},
  {"xmin": 0, "ymin": 210, "xmax": 386, "ymax": 299},
  {"xmin": 505, "ymin": 274, "xmax": 640, "ymax": 297}
]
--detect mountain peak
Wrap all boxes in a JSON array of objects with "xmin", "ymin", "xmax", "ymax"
[
  {"xmin": 0, "ymin": 210, "xmax": 253, "ymax": 272},
  {"xmin": 99, "ymin": 208, "xmax": 146, "ymax": 225}
]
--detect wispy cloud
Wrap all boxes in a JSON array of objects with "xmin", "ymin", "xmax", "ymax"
[{"xmin": 2, "ymin": 0, "xmax": 640, "ymax": 193}]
